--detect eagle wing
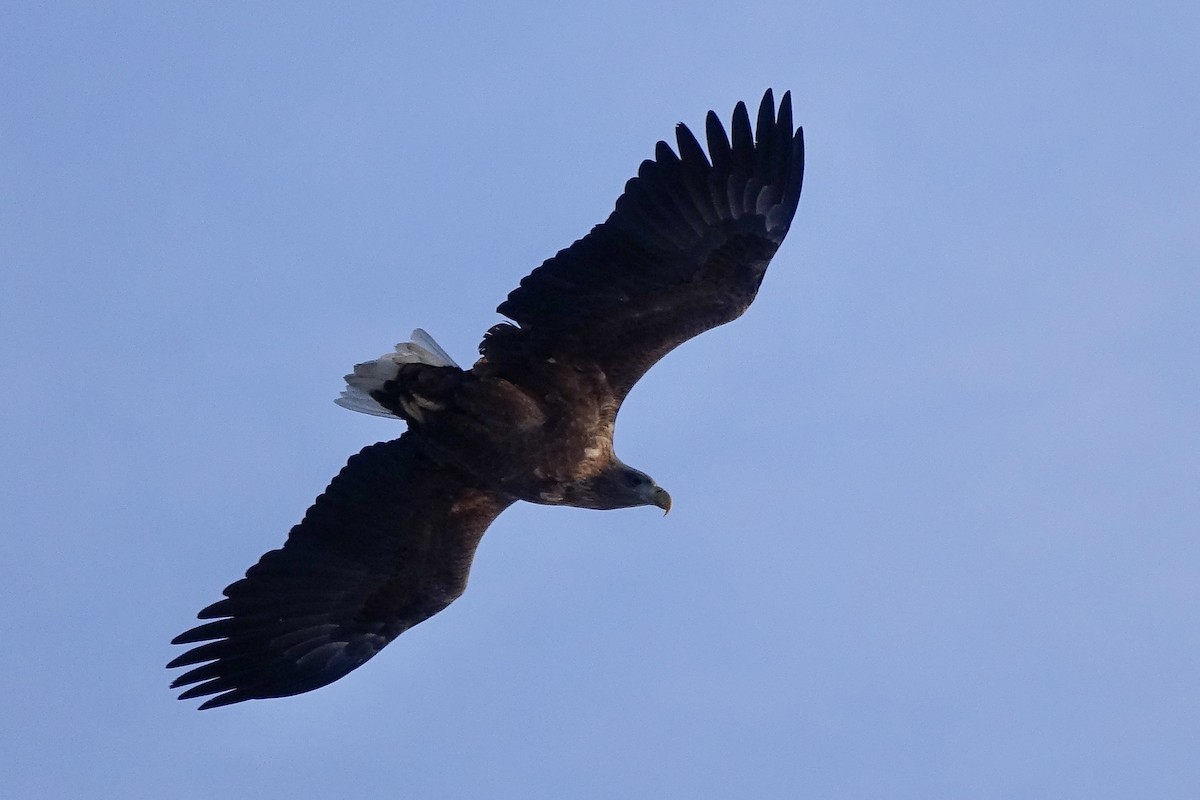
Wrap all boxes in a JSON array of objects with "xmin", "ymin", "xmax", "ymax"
[
  {"xmin": 481, "ymin": 89, "xmax": 804, "ymax": 401},
  {"xmin": 168, "ymin": 435, "xmax": 513, "ymax": 709}
]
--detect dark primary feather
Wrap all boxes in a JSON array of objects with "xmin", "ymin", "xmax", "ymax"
[
  {"xmin": 169, "ymin": 435, "xmax": 512, "ymax": 709},
  {"xmin": 483, "ymin": 89, "xmax": 804, "ymax": 400}
]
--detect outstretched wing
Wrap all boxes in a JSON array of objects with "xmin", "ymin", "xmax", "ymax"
[
  {"xmin": 482, "ymin": 89, "xmax": 804, "ymax": 401},
  {"xmin": 169, "ymin": 435, "xmax": 513, "ymax": 709}
]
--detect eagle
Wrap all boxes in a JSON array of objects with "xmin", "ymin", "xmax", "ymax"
[{"xmin": 170, "ymin": 89, "xmax": 805, "ymax": 709}]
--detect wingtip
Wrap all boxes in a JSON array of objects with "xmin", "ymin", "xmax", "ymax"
[
  {"xmin": 776, "ymin": 91, "xmax": 794, "ymax": 137},
  {"xmin": 165, "ymin": 651, "xmax": 194, "ymax": 669},
  {"xmin": 196, "ymin": 692, "xmax": 245, "ymax": 710},
  {"xmin": 674, "ymin": 122, "xmax": 709, "ymax": 168}
]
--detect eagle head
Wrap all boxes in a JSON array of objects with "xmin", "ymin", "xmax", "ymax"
[{"xmin": 569, "ymin": 463, "xmax": 671, "ymax": 514}]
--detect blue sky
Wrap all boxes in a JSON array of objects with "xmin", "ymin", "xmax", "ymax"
[{"xmin": 3, "ymin": 2, "xmax": 1198, "ymax": 797}]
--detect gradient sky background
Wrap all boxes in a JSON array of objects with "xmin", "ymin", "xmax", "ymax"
[{"xmin": 3, "ymin": 3, "xmax": 1198, "ymax": 798}]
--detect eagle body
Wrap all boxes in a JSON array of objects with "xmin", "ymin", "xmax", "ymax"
[
  {"xmin": 171, "ymin": 90, "xmax": 805, "ymax": 708},
  {"xmin": 373, "ymin": 357, "xmax": 635, "ymax": 508}
]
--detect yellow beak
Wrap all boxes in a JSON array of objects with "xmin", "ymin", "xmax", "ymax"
[{"xmin": 653, "ymin": 487, "xmax": 672, "ymax": 515}]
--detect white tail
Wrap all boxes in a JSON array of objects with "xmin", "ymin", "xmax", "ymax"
[{"xmin": 334, "ymin": 329, "xmax": 459, "ymax": 418}]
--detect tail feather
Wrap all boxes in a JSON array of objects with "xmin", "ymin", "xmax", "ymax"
[
  {"xmin": 334, "ymin": 329, "xmax": 458, "ymax": 418},
  {"xmin": 409, "ymin": 329, "xmax": 459, "ymax": 369}
]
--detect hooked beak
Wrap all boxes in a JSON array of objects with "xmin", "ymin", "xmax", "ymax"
[{"xmin": 653, "ymin": 486, "xmax": 672, "ymax": 515}]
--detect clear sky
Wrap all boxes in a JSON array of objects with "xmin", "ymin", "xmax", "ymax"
[{"xmin": 3, "ymin": 2, "xmax": 1198, "ymax": 798}]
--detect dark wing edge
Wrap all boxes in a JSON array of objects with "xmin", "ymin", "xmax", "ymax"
[
  {"xmin": 168, "ymin": 435, "xmax": 514, "ymax": 709},
  {"xmin": 482, "ymin": 89, "xmax": 805, "ymax": 398}
]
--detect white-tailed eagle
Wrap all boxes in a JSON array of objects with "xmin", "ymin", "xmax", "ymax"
[{"xmin": 170, "ymin": 90, "xmax": 805, "ymax": 709}]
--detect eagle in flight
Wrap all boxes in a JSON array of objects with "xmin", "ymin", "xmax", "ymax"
[{"xmin": 170, "ymin": 90, "xmax": 805, "ymax": 709}]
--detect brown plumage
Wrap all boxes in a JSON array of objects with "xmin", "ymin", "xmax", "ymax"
[{"xmin": 169, "ymin": 89, "xmax": 805, "ymax": 708}]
